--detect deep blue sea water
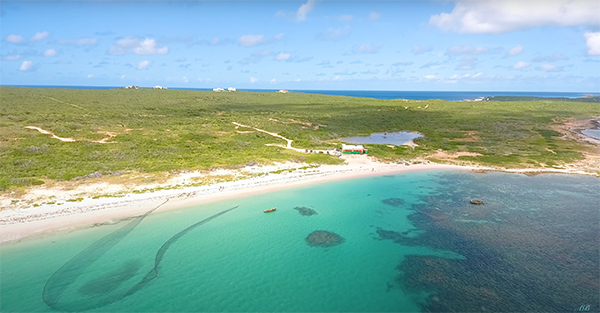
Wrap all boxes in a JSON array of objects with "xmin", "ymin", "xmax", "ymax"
[
  {"xmin": 1, "ymin": 170, "xmax": 598, "ymax": 312},
  {"xmin": 3, "ymin": 85, "xmax": 596, "ymax": 101}
]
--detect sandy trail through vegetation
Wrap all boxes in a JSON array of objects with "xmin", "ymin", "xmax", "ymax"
[
  {"xmin": 233, "ymin": 122, "xmax": 295, "ymax": 148},
  {"xmin": 41, "ymin": 95, "xmax": 85, "ymax": 110},
  {"xmin": 25, "ymin": 126, "xmax": 118, "ymax": 143}
]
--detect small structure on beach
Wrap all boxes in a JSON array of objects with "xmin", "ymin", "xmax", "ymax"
[{"xmin": 342, "ymin": 144, "xmax": 368, "ymax": 154}]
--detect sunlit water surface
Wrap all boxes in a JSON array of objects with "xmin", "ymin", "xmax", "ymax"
[{"xmin": 1, "ymin": 170, "xmax": 598, "ymax": 312}]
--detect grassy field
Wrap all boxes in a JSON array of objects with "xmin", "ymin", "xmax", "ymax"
[{"xmin": 0, "ymin": 87, "xmax": 598, "ymax": 190}]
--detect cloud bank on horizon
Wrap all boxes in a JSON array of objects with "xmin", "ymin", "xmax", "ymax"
[{"xmin": 1, "ymin": 0, "xmax": 599, "ymax": 91}]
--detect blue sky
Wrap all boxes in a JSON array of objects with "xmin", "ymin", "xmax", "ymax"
[{"xmin": 1, "ymin": 0, "xmax": 599, "ymax": 91}]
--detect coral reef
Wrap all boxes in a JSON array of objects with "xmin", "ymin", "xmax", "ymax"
[
  {"xmin": 294, "ymin": 206, "xmax": 318, "ymax": 216},
  {"xmin": 305, "ymin": 230, "xmax": 345, "ymax": 247}
]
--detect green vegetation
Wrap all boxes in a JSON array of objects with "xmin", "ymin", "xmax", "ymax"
[{"xmin": 0, "ymin": 87, "xmax": 597, "ymax": 190}]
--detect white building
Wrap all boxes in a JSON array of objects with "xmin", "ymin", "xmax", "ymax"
[
  {"xmin": 228, "ymin": 87, "xmax": 237, "ymax": 92},
  {"xmin": 213, "ymin": 88, "xmax": 224, "ymax": 92},
  {"xmin": 154, "ymin": 85, "xmax": 164, "ymax": 89}
]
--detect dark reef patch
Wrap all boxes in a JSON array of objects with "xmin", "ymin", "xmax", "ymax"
[
  {"xmin": 381, "ymin": 197, "xmax": 404, "ymax": 207},
  {"xmin": 293, "ymin": 206, "xmax": 318, "ymax": 216},
  {"xmin": 391, "ymin": 172, "xmax": 600, "ymax": 312},
  {"xmin": 305, "ymin": 230, "xmax": 345, "ymax": 247}
]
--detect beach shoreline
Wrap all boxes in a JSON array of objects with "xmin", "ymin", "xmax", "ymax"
[{"xmin": 0, "ymin": 157, "xmax": 597, "ymax": 244}]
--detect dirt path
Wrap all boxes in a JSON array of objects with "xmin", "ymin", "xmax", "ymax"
[
  {"xmin": 232, "ymin": 122, "xmax": 295, "ymax": 149},
  {"xmin": 25, "ymin": 126, "xmax": 117, "ymax": 143},
  {"xmin": 41, "ymin": 96, "xmax": 85, "ymax": 110}
]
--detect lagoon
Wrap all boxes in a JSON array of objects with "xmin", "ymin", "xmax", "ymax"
[
  {"xmin": 1, "ymin": 170, "xmax": 598, "ymax": 312},
  {"xmin": 582, "ymin": 129, "xmax": 600, "ymax": 140},
  {"xmin": 341, "ymin": 132, "xmax": 424, "ymax": 146}
]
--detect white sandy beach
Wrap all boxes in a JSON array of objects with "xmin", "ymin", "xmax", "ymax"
[
  {"xmin": 1, "ymin": 153, "xmax": 598, "ymax": 244},
  {"xmin": 0, "ymin": 156, "xmax": 463, "ymax": 243}
]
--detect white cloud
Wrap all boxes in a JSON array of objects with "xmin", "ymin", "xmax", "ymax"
[
  {"xmin": 87, "ymin": 74, "xmax": 94, "ymax": 79},
  {"xmin": 250, "ymin": 77, "xmax": 259, "ymax": 83},
  {"xmin": 109, "ymin": 37, "xmax": 168, "ymax": 55},
  {"xmin": 120, "ymin": 75, "xmax": 126, "ymax": 80},
  {"xmin": 212, "ymin": 37, "xmax": 222, "ymax": 45},
  {"xmin": 334, "ymin": 69, "xmax": 357, "ymax": 75},
  {"xmin": 508, "ymin": 45, "xmax": 524, "ymax": 56},
  {"xmin": 58, "ymin": 37, "xmax": 97, "ymax": 46},
  {"xmin": 274, "ymin": 33, "xmax": 285, "ymax": 40},
  {"xmin": 420, "ymin": 61, "xmax": 443, "ymax": 69},
  {"xmin": 537, "ymin": 64, "xmax": 563, "ymax": 72},
  {"xmin": 584, "ymin": 32, "xmax": 600, "ymax": 56},
  {"xmin": 412, "ymin": 45, "xmax": 432, "ymax": 55},
  {"xmin": 134, "ymin": 38, "xmax": 169, "ymax": 55},
  {"xmin": 531, "ymin": 53, "xmax": 567, "ymax": 62},
  {"xmin": 320, "ymin": 27, "xmax": 350, "ymax": 41},
  {"xmin": 31, "ymin": 31, "xmax": 49, "ymax": 41},
  {"xmin": 5, "ymin": 54, "xmax": 21, "ymax": 61},
  {"xmin": 239, "ymin": 50, "xmax": 271, "ymax": 64},
  {"xmin": 447, "ymin": 46, "xmax": 489, "ymax": 55},
  {"xmin": 6, "ymin": 34, "xmax": 24, "ymax": 43},
  {"xmin": 254, "ymin": 50, "xmax": 271, "ymax": 57},
  {"xmin": 512, "ymin": 61, "xmax": 531, "ymax": 69},
  {"xmin": 137, "ymin": 60, "xmax": 151, "ymax": 70},
  {"xmin": 182, "ymin": 77, "xmax": 189, "ymax": 83},
  {"xmin": 43, "ymin": 49, "xmax": 57, "ymax": 57},
  {"xmin": 456, "ymin": 56, "xmax": 477, "ymax": 70},
  {"xmin": 275, "ymin": 52, "xmax": 292, "ymax": 61},
  {"xmin": 368, "ymin": 12, "xmax": 380, "ymax": 20},
  {"xmin": 270, "ymin": 78, "xmax": 277, "ymax": 84},
  {"xmin": 238, "ymin": 35, "xmax": 266, "ymax": 47},
  {"xmin": 297, "ymin": 0, "xmax": 316, "ymax": 22},
  {"xmin": 338, "ymin": 15, "xmax": 353, "ymax": 22},
  {"xmin": 353, "ymin": 44, "xmax": 380, "ymax": 54},
  {"xmin": 430, "ymin": 0, "xmax": 600, "ymax": 34},
  {"xmin": 361, "ymin": 69, "xmax": 379, "ymax": 75},
  {"xmin": 19, "ymin": 61, "xmax": 33, "ymax": 71}
]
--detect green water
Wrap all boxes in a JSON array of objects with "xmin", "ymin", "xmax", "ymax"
[
  {"xmin": 1, "ymin": 170, "xmax": 598, "ymax": 312},
  {"xmin": 1, "ymin": 171, "xmax": 462, "ymax": 312}
]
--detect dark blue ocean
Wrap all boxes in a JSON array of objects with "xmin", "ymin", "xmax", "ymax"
[{"xmin": 3, "ymin": 85, "xmax": 596, "ymax": 101}]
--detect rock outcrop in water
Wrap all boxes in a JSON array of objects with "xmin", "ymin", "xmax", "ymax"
[
  {"xmin": 294, "ymin": 206, "xmax": 318, "ymax": 216},
  {"xmin": 305, "ymin": 230, "xmax": 345, "ymax": 247},
  {"xmin": 381, "ymin": 198, "xmax": 404, "ymax": 207},
  {"xmin": 470, "ymin": 199, "xmax": 484, "ymax": 205}
]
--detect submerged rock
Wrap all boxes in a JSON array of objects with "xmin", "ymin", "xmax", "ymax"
[
  {"xmin": 470, "ymin": 199, "xmax": 484, "ymax": 205},
  {"xmin": 382, "ymin": 198, "xmax": 405, "ymax": 207},
  {"xmin": 305, "ymin": 230, "xmax": 345, "ymax": 247},
  {"xmin": 294, "ymin": 206, "xmax": 318, "ymax": 216}
]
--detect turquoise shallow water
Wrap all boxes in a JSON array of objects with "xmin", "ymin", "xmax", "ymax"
[
  {"xmin": 1, "ymin": 171, "xmax": 460, "ymax": 312},
  {"xmin": 1, "ymin": 170, "xmax": 598, "ymax": 312}
]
